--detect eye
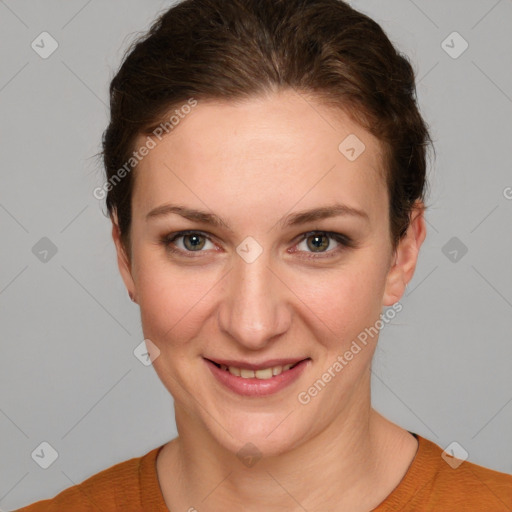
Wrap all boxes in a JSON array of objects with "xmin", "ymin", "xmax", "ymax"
[
  {"xmin": 160, "ymin": 230, "xmax": 354, "ymax": 259},
  {"xmin": 293, "ymin": 231, "xmax": 353, "ymax": 259},
  {"xmin": 160, "ymin": 230, "xmax": 216, "ymax": 256}
]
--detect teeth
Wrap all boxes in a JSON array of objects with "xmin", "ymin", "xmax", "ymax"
[
  {"xmin": 272, "ymin": 366, "xmax": 282, "ymax": 376},
  {"xmin": 255, "ymin": 368, "xmax": 273, "ymax": 379},
  {"xmin": 228, "ymin": 366, "xmax": 240, "ymax": 376},
  {"xmin": 220, "ymin": 362, "xmax": 302, "ymax": 380}
]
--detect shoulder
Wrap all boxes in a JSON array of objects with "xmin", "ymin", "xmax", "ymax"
[
  {"xmin": 383, "ymin": 434, "xmax": 512, "ymax": 511},
  {"xmin": 11, "ymin": 446, "xmax": 163, "ymax": 512},
  {"xmin": 429, "ymin": 450, "xmax": 512, "ymax": 509}
]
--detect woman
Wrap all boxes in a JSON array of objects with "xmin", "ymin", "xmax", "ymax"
[{"xmin": 15, "ymin": 0, "xmax": 512, "ymax": 510}]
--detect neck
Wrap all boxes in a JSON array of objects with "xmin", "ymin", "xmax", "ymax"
[{"xmin": 157, "ymin": 378, "xmax": 416, "ymax": 511}]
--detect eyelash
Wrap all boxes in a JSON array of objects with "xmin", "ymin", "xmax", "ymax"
[{"xmin": 159, "ymin": 230, "xmax": 355, "ymax": 260}]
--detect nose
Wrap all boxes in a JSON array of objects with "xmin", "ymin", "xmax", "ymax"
[{"xmin": 217, "ymin": 249, "xmax": 291, "ymax": 350}]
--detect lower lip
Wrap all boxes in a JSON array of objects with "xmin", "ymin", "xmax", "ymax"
[{"xmin": 204, "ymin": 358, "xmax": 310, "ymax": 397}]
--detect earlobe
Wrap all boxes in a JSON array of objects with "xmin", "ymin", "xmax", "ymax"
[{"xmin": 382, "ymin": 257, "xmax": 405, "ymax": 306}]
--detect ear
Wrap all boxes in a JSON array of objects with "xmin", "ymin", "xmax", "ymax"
[
  {"xmin": 111, "ymin": 211, "xmax": 137, "ymax": 303},
  {"xmin": 382, "ymin": 201, "xmax": 427, "ymax": 306}
]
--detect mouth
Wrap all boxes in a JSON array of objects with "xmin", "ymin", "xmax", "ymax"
[
  {"xmin": 203, "ymin": 357, "xmax": 311, "ymax": 397},
  {"xmin": 205, "ymin": 357, "xmax": 310, "ymax": 380}
]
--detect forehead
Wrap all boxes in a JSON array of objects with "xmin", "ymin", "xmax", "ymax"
[{"xmin": 132, "ymin": 90, "xmax": 387, "ymax": 225}]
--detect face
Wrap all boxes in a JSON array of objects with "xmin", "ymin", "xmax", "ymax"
[{"xmin": 113, "ymin": 89, "xmax": 424, "ymax": 457}]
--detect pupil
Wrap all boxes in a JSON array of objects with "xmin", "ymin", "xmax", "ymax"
[
  {"xmin": 309, "ymin": 234, "xmax": 328, "ymax": 252},
  {"xmin": 185, "ymin": 234, "xmax": 205, "ymax": 251}
]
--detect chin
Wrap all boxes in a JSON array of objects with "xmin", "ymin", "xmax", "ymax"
[{"xmin": 206, "ymin": 409, "xmax": 310, "ymax": 461}]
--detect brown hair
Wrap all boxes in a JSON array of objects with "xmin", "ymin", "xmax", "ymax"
[{"xmin": 101, "ymin": 0, "xmax": 434, "ymax": 256}]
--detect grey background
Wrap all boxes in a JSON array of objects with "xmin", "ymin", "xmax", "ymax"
[{"xmin": 1, "ymin": 0, "xmax": 511, "ymax": 509}]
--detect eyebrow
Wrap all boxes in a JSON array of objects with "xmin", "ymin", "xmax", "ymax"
[{"xmin": 145, "ymin": 202, "xmax": 369, "ymax": 229}]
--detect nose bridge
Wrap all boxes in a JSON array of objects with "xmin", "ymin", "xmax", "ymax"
[{"xmin": 219, "ymin": 249, "xmax": 288, "ymax": 349}]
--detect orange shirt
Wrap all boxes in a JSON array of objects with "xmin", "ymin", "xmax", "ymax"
[{"xmin": 12, "ymin": 433, "xmax": 512, "ymax": 511}]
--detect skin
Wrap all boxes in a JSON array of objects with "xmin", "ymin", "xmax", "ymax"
[{"xmin": 112, "ymin": 89, "xmax": 427, "ymax": 511}]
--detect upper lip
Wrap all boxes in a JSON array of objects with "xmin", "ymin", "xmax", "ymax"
[{"xmin": 204, "ymin": 357, "xmax": 310, "ymax": 371}]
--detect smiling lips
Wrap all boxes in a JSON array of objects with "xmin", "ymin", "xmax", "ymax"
[
  {"xmin": 204, "ymin": 357, "xmax": 310, "ymax": 395},
  {"xmin": 206, "ymin": 357, "xmax": 309, "ymax": 379}
]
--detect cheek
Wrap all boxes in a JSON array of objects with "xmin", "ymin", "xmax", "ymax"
[
  {"xmin": 292, "ymin": 258, "xmax": 388, "ymax": 347},
  {"xmin": 134, "ymin": 250, "xmax": 218, "ymax": 347}
]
